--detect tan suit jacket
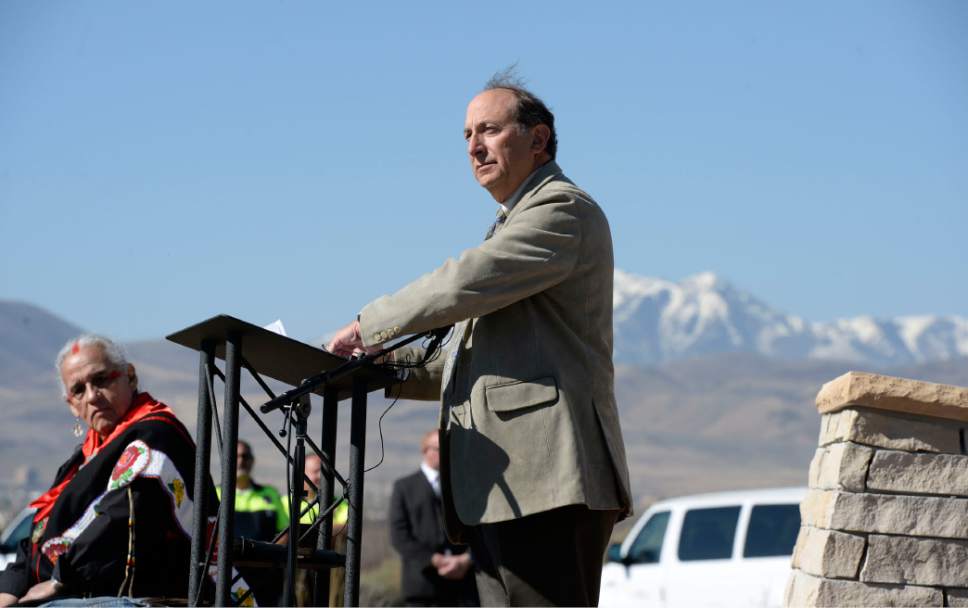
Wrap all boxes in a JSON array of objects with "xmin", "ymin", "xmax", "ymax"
[{"xmin": 360, "ymin": 161, "xmax": 632, "ymax": 538}]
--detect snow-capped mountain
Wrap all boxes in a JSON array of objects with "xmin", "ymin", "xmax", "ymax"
[{"xmin": 613, "ymin": 269, "xmax": 968, "ymax": 367}]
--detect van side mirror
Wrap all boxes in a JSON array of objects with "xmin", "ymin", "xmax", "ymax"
[
  {"xmin": 606, "ymin": 543, "xmax": 624, "ymax": 563},
  {"xmin": 610, "ymin": 544, "xmax": 660, "ymax": 566}
]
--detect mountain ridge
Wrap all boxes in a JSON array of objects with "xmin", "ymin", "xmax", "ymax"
[{"xmin": 613, "ymin": 270, "xmax": 968, "ymax": 367}]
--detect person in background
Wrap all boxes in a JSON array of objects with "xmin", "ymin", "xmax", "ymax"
[
  {"xmin": 0, "ymin": 334, "xmax": 253, "ymax": 606},
  {"xmin": 389, "ymin": 430, "xmax": 478, "ymax": 607},
  {"xmin": 289, "ymin": 454, "xmax": 348, "ymax": 607},
  {"xmin": 218, "ymin": 440, "xmax": 289, "ymax": 542},
  {"xmin": 216, "ymin": 440, "xmax": 288, "ymax": 604}
]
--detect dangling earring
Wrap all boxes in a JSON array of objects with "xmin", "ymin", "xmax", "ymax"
[{"xmin": 73, "ymin": 418, "xmax": 84, "ymax": 438}]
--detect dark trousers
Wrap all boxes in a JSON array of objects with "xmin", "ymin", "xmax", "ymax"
[{"xmin": 468, "ymin": 505, "xmax": 618, "ymax": 607}]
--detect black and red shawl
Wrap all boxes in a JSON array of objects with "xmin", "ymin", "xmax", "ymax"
[{"xmin": 0, "ymin": 393, "xmax": 254, "ymax": 604}]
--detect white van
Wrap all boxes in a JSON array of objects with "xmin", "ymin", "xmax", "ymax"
[
  {"xmin": 599, "ymin": 487, "xmax": 805, "ymax": 608},
  {"xmin": 0, "ymin": 507, "xmax": 35, "ymax": 571}
]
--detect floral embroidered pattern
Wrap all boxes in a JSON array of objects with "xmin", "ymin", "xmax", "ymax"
[
  {"xmin": 41, "ymin": 536, "xmax": 71, "ymax": 565},
  {"xmin": 108, "ymin": 441, "xmax": 151, "ymax": 491},
  {"xmin": 31, "ymin": 517, "xmax": 48, "ymax": 544}
]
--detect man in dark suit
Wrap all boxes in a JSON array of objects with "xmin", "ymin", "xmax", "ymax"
[{"xmin": 389, "ymin": 431, "xmax": 478, "ymax": 607}]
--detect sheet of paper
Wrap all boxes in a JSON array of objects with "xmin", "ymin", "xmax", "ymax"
[{"xmin": 262, "ymin": 319, "xmax": 288, "ymax": 337}]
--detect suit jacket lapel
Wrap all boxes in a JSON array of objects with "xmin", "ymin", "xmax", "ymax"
[{"xmin": 504, "ymin": 160, "xmax": 563, "ymax": 225}]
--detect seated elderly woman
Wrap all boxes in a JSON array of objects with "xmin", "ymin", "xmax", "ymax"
[{"xmin": 0, "ymin": 335, "xmax": 254, "ymax": 606}]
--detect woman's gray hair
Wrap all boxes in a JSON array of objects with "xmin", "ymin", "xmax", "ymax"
[{"xmin": 55, "ymin": 334, "xmax": 131, "ymax": 397}]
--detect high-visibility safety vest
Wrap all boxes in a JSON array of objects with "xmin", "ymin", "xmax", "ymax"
[
  {"xmin": 283, "ymin": 496, "xmax": 349, "ymax": 525},
  {"xmin": 216, "ymin": 481, "xmax": 289, "ymax": 542}
]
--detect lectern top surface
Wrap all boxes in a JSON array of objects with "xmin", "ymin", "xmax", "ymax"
[{"xmin": 165, "ymin": 314, "xmax": 397, "ymax": 397}]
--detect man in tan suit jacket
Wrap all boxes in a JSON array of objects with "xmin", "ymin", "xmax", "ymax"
[{"xmin": 328, "ymin": 75, "xmax": 631, "ymax": 606}]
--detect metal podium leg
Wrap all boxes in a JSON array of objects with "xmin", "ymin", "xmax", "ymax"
[
  {"xmin": 344, "ymin": 378, "xmax": 367, "ymax": 607},
  {"xmin": 216, "ymin": 333, "xmax": 242, "ymax": 607},
  {"xmin": 283, "ymin": 396, "xmax": 309, "ymax": 607},
  {"xmin": 313, "ymin": 385, "xmax": 339, "ymax": 606},
  {"xmin": 189, "ymin": 340, "xmax": 215, "ymax": 606}
]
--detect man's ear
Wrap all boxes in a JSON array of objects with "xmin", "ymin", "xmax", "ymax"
[{"xmin": 531, "ymin": 124, "xmax": 551, "ymax": 154}]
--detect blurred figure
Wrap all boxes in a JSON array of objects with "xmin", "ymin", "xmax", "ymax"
[
  {"xmin": 290, "ymin": 454, "xmax": 348, "ymax": 607},
  {"xmin": 389, "ymin": 431, "xmax": 478, "ymax": 607},
  {"xmin": 296, "ymin": 455, "xmax": 348, "ymax": 537},
  {"xmin": 216, "ymin": 440, "xmax": 288, "ymax": 604},
  {"xmin": 218, "ymin": 440, "xmax": 289, "ymax": 542}
]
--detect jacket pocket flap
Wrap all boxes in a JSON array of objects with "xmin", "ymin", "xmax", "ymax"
[{"xmin": 484, "ymin": 376, "xmax": 559, "ymax": 412}]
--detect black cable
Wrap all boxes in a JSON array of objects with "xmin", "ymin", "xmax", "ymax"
[
  {"xmin": 364, "ymin": 329, "xmax": 448, "ymax": 474},
  {"xmin": 381, "ymin": 327, "xmax": 450, "ymax": 373},
  {"xmin": 364, "ymin": 382, "xmax": 403, "ymax": 473}
]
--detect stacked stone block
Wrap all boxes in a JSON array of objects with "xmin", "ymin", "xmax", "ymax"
[{"xmin": 785, "ymin": 371, "xmax": 968, "ymax": 607}]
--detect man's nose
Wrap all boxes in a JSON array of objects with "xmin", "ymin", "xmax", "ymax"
[{"xmin": 467, "ymin": 133, "xmax": 484, "ymax": 158}]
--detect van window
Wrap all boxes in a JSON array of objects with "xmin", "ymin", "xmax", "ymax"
[
  {"xmin": 2, "ymin": 511, "xmax": 34, "ymax": 549},
  {"xmin": 678, "ymin": 506, "xmax": 740, "ymax": 561},
  {"xmin": 627, "ymin": 511, "xmax": 669, "ymax": 564},
  {"xmin": 743, "ymin": 504, "xmax": 800, "ymax": 558}
]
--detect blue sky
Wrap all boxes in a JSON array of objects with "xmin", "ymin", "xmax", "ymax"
[{"xmin": 1, "ymin": 1, "xmax": 965, "ymax": 343}]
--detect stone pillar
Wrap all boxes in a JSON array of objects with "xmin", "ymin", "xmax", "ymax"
[{"xmin": 785, "ymin": 371, "xmax": 968, "ymax": 608}]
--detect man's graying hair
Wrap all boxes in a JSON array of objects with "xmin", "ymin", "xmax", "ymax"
[{"xmin": 484, "ymin": 68, "xmax": 558, "ymax": 159}]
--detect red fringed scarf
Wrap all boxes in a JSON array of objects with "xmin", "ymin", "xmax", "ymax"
[{"xmin": 29, "ymin": 392, "xmax": 175, "ymax": 524}]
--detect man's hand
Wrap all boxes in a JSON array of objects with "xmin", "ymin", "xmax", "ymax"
[
  {"xmin": 328, "ymin": 319, "xmax": 385, "ymax": 358},
  {"xmin": 326, "ymin": 319, "xmax": 367, "ymax": 357},
  {"xmin": 436, "ymin": 552, "xmax": 472, "ymax": 580},
  {"xmin": 20, "ymin": 580, "xmax": 63, "ymax": 604}
]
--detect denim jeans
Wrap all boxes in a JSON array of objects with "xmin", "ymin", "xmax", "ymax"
[{"xmin": 42, "ymin": 598, "xmax": 147, "ymax": 607}]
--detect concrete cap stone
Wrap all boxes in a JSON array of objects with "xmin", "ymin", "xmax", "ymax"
[{"xmin": 816, "ymin": 371, "xmax": 968, "ymax": 422}]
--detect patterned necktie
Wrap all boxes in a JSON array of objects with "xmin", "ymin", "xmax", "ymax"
[{"xmin": 484, "ymin": 210, "xmax": 507, "ymax": 240}]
